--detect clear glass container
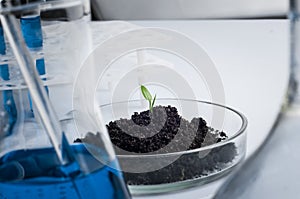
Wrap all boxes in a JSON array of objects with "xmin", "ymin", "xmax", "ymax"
[
  {"xmin": 213, "ymin": 0, "xmax": 300, "ymax": 198},
  {"xmin": 0, "ymin": 0, "xmax": 130, "ymax": 198},
  {"xmin": 99, "ymin": 98, "xmax": 247, "ymax": 194}
]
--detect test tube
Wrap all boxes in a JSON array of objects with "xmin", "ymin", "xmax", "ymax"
[
  {"xmin": 0, "ymin": 22, "xmax": 17, "ymax": 135},
  {"xmin": 20, "ymin": 14, "xmax": 48, "ymax": 115}
]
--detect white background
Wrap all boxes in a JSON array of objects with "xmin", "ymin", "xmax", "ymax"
[{"xmin": 93, "ymin": 0, "xmax": 288, "ymax": 20}]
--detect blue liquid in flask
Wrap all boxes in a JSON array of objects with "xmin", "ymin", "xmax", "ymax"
[{"xmin": 0, "ymin": 144, "xmax": 130, "ymax": 199}]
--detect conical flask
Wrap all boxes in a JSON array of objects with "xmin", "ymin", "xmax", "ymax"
[{"xmin": 0, "ymin": 0, "xmax": 131, "ymax": 198}]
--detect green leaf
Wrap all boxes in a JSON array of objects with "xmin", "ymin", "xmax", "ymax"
[
  {"xmin": 141, "ymin": 85, "xmax": 152, "ymax": 102},
  {"xmin": 141, "ymin": 85, "xmax": 156, "ymax": 112},
  {"xmin": 151, "ymin": 94, "xmax": 156, "ymax": 109}
]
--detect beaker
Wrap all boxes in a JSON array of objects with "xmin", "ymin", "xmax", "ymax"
[{"xmin": 0, "ymin": 0, "xmax": 130, "ymax": 198}]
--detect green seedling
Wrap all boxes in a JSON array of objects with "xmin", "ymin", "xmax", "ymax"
[{"xmin": 141, "ymin": 85, "xmax": 156, "ymax": 112}]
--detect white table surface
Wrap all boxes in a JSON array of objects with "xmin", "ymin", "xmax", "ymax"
[{"xmin": 128, "ymin": 20, "xmax": 290, "ymax": 199}]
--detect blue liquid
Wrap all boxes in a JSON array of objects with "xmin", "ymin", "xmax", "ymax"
[
  {"xmin": 0, "ymin": 24, "xmax": 17, "ymax": 135},
  {"xmin": 0, "ymin": 144, "xmax": 130, "ymax": 199},
  {"xmin": 20, "ymin": 15, "xmax": 48, "ymax": 115}
]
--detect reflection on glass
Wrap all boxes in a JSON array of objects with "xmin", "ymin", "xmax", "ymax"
[{"xmin": 214, "ymin": 0, "xmax": 300, "ymax": 198}]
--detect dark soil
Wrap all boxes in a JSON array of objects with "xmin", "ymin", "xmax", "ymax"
[{"xmin": 75, "ymin": 105, "xmax": 237, "ymax": 185}]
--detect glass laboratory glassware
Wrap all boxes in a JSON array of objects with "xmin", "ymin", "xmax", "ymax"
[
  {"xmin": 0, "ymin": 0, "xmax": 131, "ymax": 198},
  {"xmin": 213, "ymin": 1, "xmax": 300, "ymax": 198},
  {"xmin": 100, "ymin": 98, "xmax": 247, "ymax": 194}
]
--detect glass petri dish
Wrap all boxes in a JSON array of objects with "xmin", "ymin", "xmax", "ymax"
[{"xmin": 100, "ymin": 98, "xmax": 247, "ymax": 195}]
